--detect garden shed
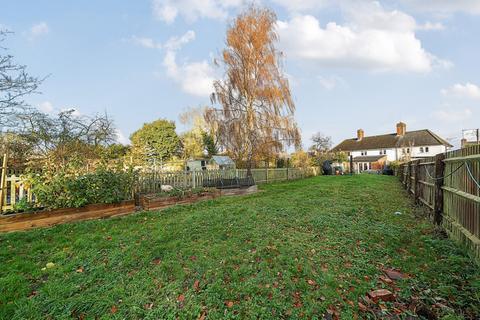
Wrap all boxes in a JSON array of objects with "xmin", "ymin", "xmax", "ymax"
[{"xmin": 208, "ymin": 156, "xmax": 236, "ymax": 170}]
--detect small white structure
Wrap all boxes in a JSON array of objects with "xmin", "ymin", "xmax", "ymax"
[
  {"xmin": 161, "ymin": 185, "xmax": 174, "ymax": 192},
  {"xmin": 208, "ymin": 156, "xmax": 236, "ymax": 170},
  {"xmin": 186, "ymin": 159, "xmax": 207, "ymax": 171}
]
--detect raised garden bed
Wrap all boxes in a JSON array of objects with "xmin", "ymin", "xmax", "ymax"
[
  {"xmin": 138, "ymin": 188, "xmax": 221, "ymax": 211},
  {"xmin": 219, "ymin": 185, "xmax": 258, "ymax": 196},
  {"xmin": 0, "ymin": 201, "xmax": 135, "ymax": 233},
  {"xmin": 0, "ymin": 186, "xmax": 259, "ymax": 233}
]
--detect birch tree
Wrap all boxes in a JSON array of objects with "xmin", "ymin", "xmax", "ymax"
[{"xmin": 205, "ymin": 6, "xmax": 300, "ymax": 174}]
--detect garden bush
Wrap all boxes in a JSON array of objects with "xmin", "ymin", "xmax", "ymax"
[{"xmin": 28, "ymin": 168, "xmax": 134, "ymax": 210}]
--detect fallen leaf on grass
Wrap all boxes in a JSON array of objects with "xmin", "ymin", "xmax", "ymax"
[
  {"xmin": 368, "ymin": 289, "xmax": 394, "ymax": 303},
  {"xmin": 193, "ymin": 280, "xmax": 200, "ymax": 292},
  {"xmin": 110, "ymin": 305, "xmax": 118, "ymax": 314},
  {"xmin": 384, "ymin": 269, "xmax": 406, "ymax": 280},
  {"xmin": 379, "ymin": 275, "xmax": 392, "ymax": 284},
  {"xmin": 144, "ymin": 303, "xmax": 154, "ymax": 310},
  {"xmin": 358, "ymin": 302, "xmax": 367, "ymax": 312},
  {"xmin": 76, "ymin": 267, "xmax": 84, "ymax": 273},
  {"xmin": 177, "ymin": 294, "xmax": 185, "ymax": 302},
  {"xmin": 307, "ymin": 279, "xmax": 316, "ymax": 286},
  {"xmin": 152, "ymin": 258, "xmax": 162, "ymax": 265},
  {"xmin": 225, "ymin": 301, "xmax": 234, "ymax": 308}
]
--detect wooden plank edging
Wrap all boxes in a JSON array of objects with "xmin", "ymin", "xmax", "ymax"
[{"xmin": 0, "ymin": 187, "xmax": 259, "ymax": 233}]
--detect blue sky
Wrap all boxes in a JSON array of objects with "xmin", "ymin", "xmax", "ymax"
[{"xmin": 2, "ymin": 0, "xmax": 479, "ymax": 148}]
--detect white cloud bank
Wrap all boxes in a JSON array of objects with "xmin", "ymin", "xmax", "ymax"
[
  {"xmin": 276, "ymin": 2, "xmax": 451, "ymax": 73},
  {"xmin": 162, "ymin": 31, "xmax": 215, "ymax": 97},
  {"xmin": 441, "ymin": 83, "xmax": 480, "ymax": 99},
  {"xmin": 129, "ymin": 30, "xmax": 215, "ymax": 97}
]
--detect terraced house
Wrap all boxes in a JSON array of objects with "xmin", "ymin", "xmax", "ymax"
[{"xmin": 332, "ymin": 122, "xmax": 453, "ymax": 172}]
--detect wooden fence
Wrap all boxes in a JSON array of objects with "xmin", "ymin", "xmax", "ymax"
[
  {"xmin": 1, "ymin": 167, "xmax": 320, "ymax": 213},
  {"xmin": 135, "ymin": 167, "xmax": 320, "ymax": 194},
  {"xmin": 0, "ymin": 169, "xmax": 35, "ymax": 213},
  {"xmin": 398, "ymin": 145, "xmax": 480, "ymax": 260}
]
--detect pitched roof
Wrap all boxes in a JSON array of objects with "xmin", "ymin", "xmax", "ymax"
[
  {"xmin": 332, "ymin": 129, "xmax": 453, "ymax": 152},
  {"xmin": 352, "ymin": 155, "xmax": 387, "ymax": 162},
  {"xmin": 211, "ymin": 155, "xmax": 235, "ymax": 165}
]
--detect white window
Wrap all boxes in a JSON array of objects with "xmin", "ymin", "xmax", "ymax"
[
  {"xmin": 425, "ymin": 147, "xmax": 429, "ymax": 153},
  {"xmin": 420, "ymin": 147, "xmax": 424, "ymax": 153},
  {"xmin": 361, "ymin": 151, "xmax": 367, "ymax": 156},
  {"xmin": 407, "ymin": 148, "xmax": 410, "ymax": 154}
]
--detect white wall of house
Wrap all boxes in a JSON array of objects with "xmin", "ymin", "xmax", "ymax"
[
  {"xmin": 348, "ymin": 145, "xmax": 447, "ymax": 162},
  {"xmin": 349, "ymin": 148, "xmax": 396, "ymax": 162}
]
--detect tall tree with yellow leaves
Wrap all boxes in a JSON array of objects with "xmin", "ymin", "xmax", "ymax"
[{"xmin": 205, "ymin": 6, "xmax": 300, "ymax": 174}]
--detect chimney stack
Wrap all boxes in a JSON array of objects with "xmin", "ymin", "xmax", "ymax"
[
  {"xmin": 461, "ymin": 138, "xmax": 467, "ymax": 148},
  {"xmin": 357, "ymin": 129, "xmax": 364, "ymax": 141},
  {"xmin": 396, "ymin": 122, "xmax": 406, "ymax": 136}
]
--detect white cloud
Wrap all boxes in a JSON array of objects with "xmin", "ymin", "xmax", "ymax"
[
  {"xmin": 162, "ymin": 31, "xmax": 215, "ymax": 97},
  {"xmin": 164, "ymin": 30, "xmax": 195, "ymax": 50},
  {"xmin": 38, "ymin": 101, "xmax": 54, "ymax": 113},
  {"xmin": 28, "ymin": 22, "xmax": 49, "ymax": 40},
  {"xmin": 417, "ymin": 21, "xmax": 445, "ymax": 31},
  {"xmin": 317, "ymin": 75, "xmax": 346, "ymax": 90},
  {"xmin": 433, "ymin": 108, "xmax": 473, "ymax": 122},
  {"xmin": 115, "ymin": 129, "xmax": 130, "ymax": 145},
  {"xmin": 164, "ymin": 54, "xmax": 215, "ymax": 97},
  {"xmin": 276, "ymin": 2, "xmax": 450, "ymax": 73},
  {"xmin": 400, "ymin": 0, "xmax": 480, "ymax": 15},
  {"xmin": 441, "ymin": 83, "xmax": 480, "ymax": 99},
  {"xmin": 152, "ymin": 0, "xmax": 245, "ymax": 23},
  {"xmin": 130, "ymin": 36, "xmax": 161, "ymax": 49}
]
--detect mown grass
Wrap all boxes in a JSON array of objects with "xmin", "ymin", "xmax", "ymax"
[{"xmin": 0, "ymin": 175, "xmax": 478, "ymax": 319}]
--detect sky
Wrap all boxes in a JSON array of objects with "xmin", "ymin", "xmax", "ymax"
[{"xmin": 1, "ymin": 0, "xmax": 479, "ymax": 148}]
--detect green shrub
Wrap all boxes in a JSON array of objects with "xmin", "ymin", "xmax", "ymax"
[{"xmin": 28, "ymin": 168, "xmax": 134, "ymax": 210}]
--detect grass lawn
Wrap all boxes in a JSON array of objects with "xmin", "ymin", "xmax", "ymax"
[{"xmin": 0, "ymin": 175, "xmax": 479, "ymax": 319}]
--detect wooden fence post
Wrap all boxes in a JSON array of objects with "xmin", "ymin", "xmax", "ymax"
[
  {"xmin": 192, "ymin": 169, "xmax": 196, "ymax": 189},
  {"xmin": 433, "ymin": 153, "xmax": 445, "ymax": 225},
  {"xmin": 405, "ymin": 162, "xmax": 410, "ymax": 190},
  {"xmin": 0, "ymin": 153, "xmax": 7, "ymax": 213},
  {"xmin": 414, "ymin": 160, "xmax": 420, "ymax": 203}
]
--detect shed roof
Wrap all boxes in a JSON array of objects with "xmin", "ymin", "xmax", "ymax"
[
  {"xmin": 332, "ymin": 129, "xmax": 452, "ymax": 152},
  {"xmin": 211, "ymin": 155, "xmax": 235, "ymax": 165}
]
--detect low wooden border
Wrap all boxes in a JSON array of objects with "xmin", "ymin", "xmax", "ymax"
[
  {"xmin": 140, "ymin": 190, "xmax": 221, "ymax": 211},
  {"xmin": 0, "ymin": 186, "xmax": 260, "ymax": 233},
  {"xmin": 0, "ymin": 201, "xmax": 135, "ymax": 233}
]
